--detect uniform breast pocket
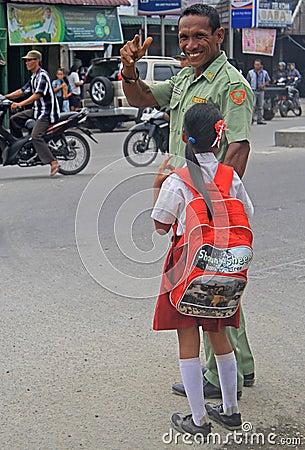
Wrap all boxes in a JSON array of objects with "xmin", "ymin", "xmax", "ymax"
[
  {"xmin": 169, "ymin": 93, "xmax": 182, "ymax": 133},
  {"xmin": 170, "ymin": 92, "xmax": 181, "ymax": 111}
]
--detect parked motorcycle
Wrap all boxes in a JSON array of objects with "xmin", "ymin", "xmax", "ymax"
[
  {"xmin": 0, "ymin": 94, "xmax": 97, "ymax": 175},
  {"xmin": 123, "ymin": 109, "xmax": 169, "ymax": 167},
  {"xmin": 278, "ymin": 79, "xmax": 302, "ymax": 117},
  {"xmin": 263, "ymin": 84, "xmax": 287, "ymax": 121}
]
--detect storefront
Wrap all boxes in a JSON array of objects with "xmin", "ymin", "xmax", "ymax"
[{"xmin": 4, "ymin": 0, "xmax": 130, "ymax": 91}]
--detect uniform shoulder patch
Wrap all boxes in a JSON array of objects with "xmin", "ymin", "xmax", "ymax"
[{"xmin": 230, "ymin": 90, "xmax": 247, "ymax": 105}]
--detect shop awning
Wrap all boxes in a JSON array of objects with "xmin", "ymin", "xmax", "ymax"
[{"xmin": 12, "ymin": 0, "xmax": 131, "ymax": 5}]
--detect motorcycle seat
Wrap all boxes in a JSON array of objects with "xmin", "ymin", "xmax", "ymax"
[{"xmin": 59, "ymin": 112, "xmax": 78, "ymax": 120}]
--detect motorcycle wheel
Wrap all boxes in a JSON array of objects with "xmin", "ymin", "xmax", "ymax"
[
  {"xmin": 279, "ymin": 101, "xmax": 288, "ymax": 117},
  {"xmin": 0, "ymin": 137, "xmax": 7, "ymax": 164},
  {"xmin": 263, "ymin": 109, "xmax": 274, "ymax": 121},
  {"xmin": 123, "ymin": 130, "xmax": 158, "ymax": 167},
  {"xmin": 49, "ymin": 131, "xmax": 90, "ymax": 175},
  {"xmin": 292, "ymin": 105, "xmax": 302, "ymax": 116}
]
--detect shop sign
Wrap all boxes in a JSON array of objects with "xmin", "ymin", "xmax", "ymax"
[
  {"xmin": 242, "ymin": 28, "xmax": 276, "ymax": 56},
  {"xmin": 7, "ymin": 3, "xmax": 124, "ymax": 45},
  {"xmin": 138, "ymin": 0, "xmax": 181, "ymax": 15},
  {"xmin": 257, "ymin": 1, "xmax": 292, "ymax": 28},
  {"xmin": 231, "ymin": 0, "xmax": 255, "ymax": 29}
]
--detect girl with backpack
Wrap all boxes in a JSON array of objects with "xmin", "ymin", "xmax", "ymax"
[{"xmin": 151, "ymin": 103, "xmax": 254, "ymax": 438}]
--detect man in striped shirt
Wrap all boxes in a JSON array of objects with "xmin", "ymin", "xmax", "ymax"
[{"xmin": 5, "ymin": 50, "xmax": 60, "ymax": 176}]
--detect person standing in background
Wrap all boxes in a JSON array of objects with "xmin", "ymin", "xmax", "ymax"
[
  {"xmin": 52, "ymin": 69, "xmax": 67, "ymax": 111},
  {"xmin": 61, "ymin": 75, "xmax": 72, "ymax": 112},
  {"xmin": 273, "ymin": 61, "xmax": 287, "ymax": 84},
  {"xmin": 287, "ymin": 63, "xmax": 301, "ymax": 85},
  {"xmin": 68, "ymin": 65, "xmax": 83, "ymax": 111},
  {"xmin": 175, "ymin": 52, "xmax": 189, "ymax": 69},
  {"xmin": 246, "ymin": 59, "xmax": 270, "ymax": 125}
]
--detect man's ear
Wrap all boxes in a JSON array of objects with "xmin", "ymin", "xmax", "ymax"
[
  {"xmin": 215, "ymin": 27, "xmax": 224, "ymax": 44},
  {"xmin": 182, "ymin": 129, "xmax": 187, "ymax": 143}
]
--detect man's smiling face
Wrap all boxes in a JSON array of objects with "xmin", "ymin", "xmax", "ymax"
[{"xmin": 178, "ymin": 15, "xmax": 224, "ymax": 73}]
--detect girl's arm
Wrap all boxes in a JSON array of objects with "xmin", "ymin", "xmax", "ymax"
[
  {"xmin": 53, "ymin": 84, "xmax": 63, "ymax": 93},
  {"xmin": 153, "ymin": 155, "xmax": 175, "ymax": 234}
]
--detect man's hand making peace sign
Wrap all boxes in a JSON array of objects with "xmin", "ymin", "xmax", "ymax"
[
  {"xmin": 120, "ymin": 34, "xmax": 153, "ymax": 67},
  {"xmin": 119, "ymin": 34, "xmax": 158, "ymax": 108}
]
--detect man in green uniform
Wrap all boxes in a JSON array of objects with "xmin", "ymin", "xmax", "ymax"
[
  {"xmin": 150, "ymin": 50, "xmax": 252, "ymax": 171},
  {"xmin": 120, "ymin": 3, "xmax": 255, "ymax": 402}
]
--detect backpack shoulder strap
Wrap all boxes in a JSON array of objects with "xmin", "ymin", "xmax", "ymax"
[
  {"xmin": 214, "ymin": 163, "xmax": 234, "ymax": 196},
  {"xmin": 174, "ymin": 167, "xmax": 199, "ymax": 196},
  {"xmin": 175, "ymin": 164, "xmax": 234, "ymax": 196}
]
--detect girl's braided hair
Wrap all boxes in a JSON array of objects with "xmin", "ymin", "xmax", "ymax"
[{"xmin": 183, "ymin": 103, "xmax": 224, "ymax": 220}]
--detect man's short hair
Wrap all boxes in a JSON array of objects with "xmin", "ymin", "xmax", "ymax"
[{"xmin": 179, "ymin": 4, "xmax": 221, "ymax": 34}]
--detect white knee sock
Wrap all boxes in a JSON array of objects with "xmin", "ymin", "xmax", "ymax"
[
  {"xmin": 215, "ymin": 351, "xmax": 239, "ymax": 416},
  {"xmin": 179, "ymin": 357, "xmax": 207, "ymax": 426}
]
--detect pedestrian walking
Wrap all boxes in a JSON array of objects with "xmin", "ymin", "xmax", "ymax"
[
  {"xmin": 151, "ymin": 102, "xmax": 254, "ymax": 435},
  {"xmin": 246, "ymin": 59, "xmax": 270, "ymax": 125},
  {"xmin": 121, "ymin": 3, "xmax": 256, "ymax": 403}
]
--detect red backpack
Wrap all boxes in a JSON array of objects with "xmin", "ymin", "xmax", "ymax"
[{"xmin": 162, "ymin": 163, "xmax": 253, "ymax": 318}]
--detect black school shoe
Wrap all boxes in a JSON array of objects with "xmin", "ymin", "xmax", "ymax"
[
  {"xmin": 172, "ymin": 378, "xmax": 242, "ymax": 400},
  {"xmin": 171, "ymin": 413, "xmax": 212, "ymax": 437},
  {"xmin": 205, "ymin": 403, "xmax": 242, "ymax": 430},
  {"xmin": 244, "ymin": 373, "xmax": 255, "ymax": 387}
]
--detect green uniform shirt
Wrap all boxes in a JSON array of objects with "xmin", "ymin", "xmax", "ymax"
[{"xmin": 150, "ymin": 51, "xmax": 254, "ymax": 168}]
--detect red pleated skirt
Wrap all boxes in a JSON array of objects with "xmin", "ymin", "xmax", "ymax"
[{"xmin": 153, "ymin": 290, "xmax": 240, "ymax": 332}]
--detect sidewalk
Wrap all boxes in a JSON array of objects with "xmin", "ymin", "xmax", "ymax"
[{"xmin": 274, "ymin": 97, "xmax": 305, "ymax": 147}]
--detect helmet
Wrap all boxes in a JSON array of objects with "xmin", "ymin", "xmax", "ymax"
[{"xmin": 278, "ymin": 61, "xmax": 286, "ymax": 69}]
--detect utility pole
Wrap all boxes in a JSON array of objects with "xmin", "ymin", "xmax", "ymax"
[
  {"xmin": 228, "ymin": 0, "xmax": 234, "ymax": 58},
  {"xmin": 161, "ymin": 15, "xmax": 165, "ymax": 56}
]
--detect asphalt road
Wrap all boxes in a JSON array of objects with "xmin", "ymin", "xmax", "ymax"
[{"xmin": 0, "ymin": 113, "xmax": 304, "ymax": 450}]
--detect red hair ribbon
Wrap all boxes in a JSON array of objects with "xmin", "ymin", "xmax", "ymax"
[{"xmin": 212, "ymin": 119, "xmax": 227, "ymax": 148}]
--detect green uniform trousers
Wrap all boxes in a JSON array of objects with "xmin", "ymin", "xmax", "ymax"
[{"xmin": 203, "ymin": 305, "xmax": 254, "ymax": 392}]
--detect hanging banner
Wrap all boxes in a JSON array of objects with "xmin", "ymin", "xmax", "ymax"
[
  {"xmin": 231, "ymin": 0, "xmax": 254, "ymax": 29},
  {"xmin": 138, "ymin": 0, "xmax": 181, "ymax": 15},
  {"xmin": 242, "ymin": 28, "xmax": 276, "ymax": 56},
  {"xmin": 257, "ymin": 1, "xmax": 292, "ymax": 28},
  {"xmin": 7, "ymin": 3, "xmax": 124, "ymax": 45}
]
